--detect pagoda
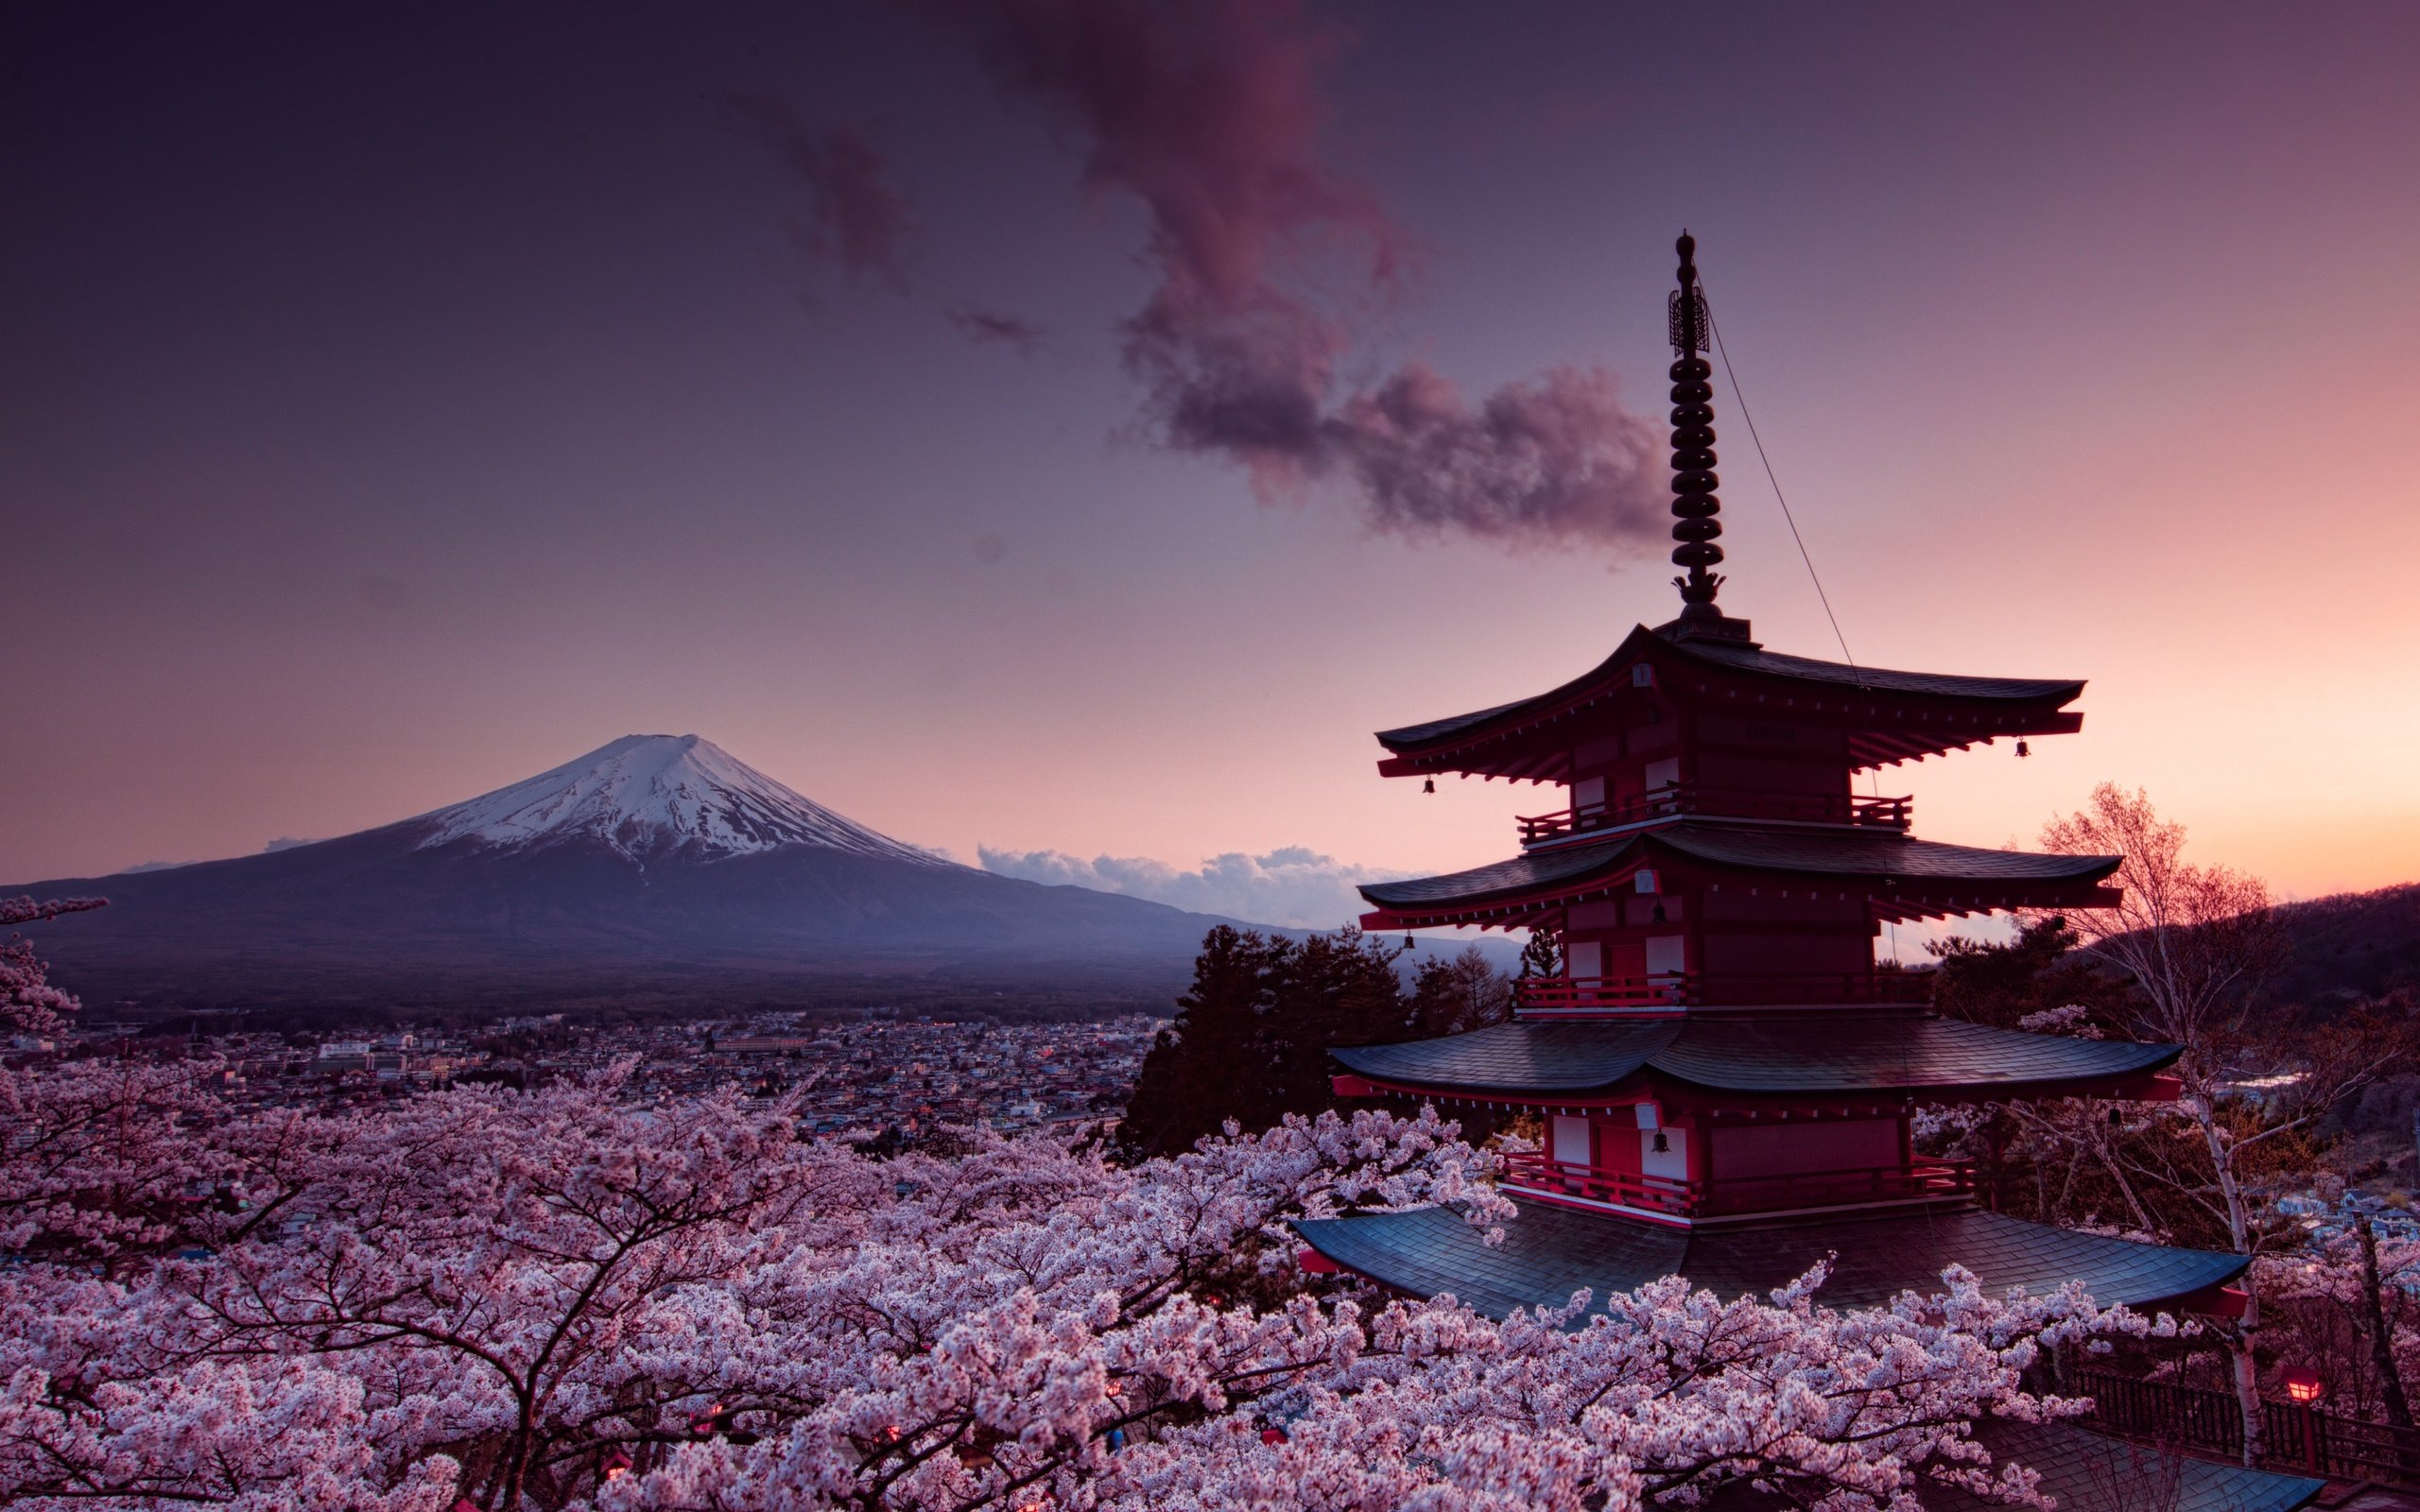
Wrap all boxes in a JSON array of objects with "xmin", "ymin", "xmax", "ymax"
[{"xmin": 1296, "ymin": 234, "xmax": 2264, "ymax": 1330}]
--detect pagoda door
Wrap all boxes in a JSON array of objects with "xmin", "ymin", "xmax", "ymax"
[
  {"xmin": 1645, "ymin": 935, "xmax": 1686, "ymax": 1002},
  {"xmin": 1644, "ymin": 757, "xmax": 1682, "ymax": 815},
  {"xmin": 1549, "ymin": 1115, "xmax": 1593, "ymax": 1172},
  {"xmin": 1573, "ymin": 775, "xmax": 1607, "ymax": 824},
  {"xmin": 1567, "ymin": 940, "xmax": 1602, "ymax": 987}
]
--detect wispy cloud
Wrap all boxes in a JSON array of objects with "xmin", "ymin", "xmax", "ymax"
[
  {"xmin": 719, "ymin": 92, "xmax": 919, "ymax": 304},
  {"xmin": 944, "ymin": 301, "xmax": 1045, "ymax": 355},
  {"xmin": 978, "ymin": 843, "xmax": 1403, "ymax": 929},
  {"xmin": 940, "ymin": 0, "xmax": 1666, "ymax": 553}
]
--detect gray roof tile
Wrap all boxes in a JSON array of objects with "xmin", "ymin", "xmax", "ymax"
[
  {"xmin": 1946, "ymin": 1420, "xmax": 2322, "ymax": 1512},
  {"xmin": 1332, "ymin": 1016, "xmax": 2178, "ymax": 1098},
  {"xmin": 1357, "ymin": 824, "xmax": 2118, "ymax": 910},
  {"xmin": 1701, "ymin": 1422, "xmax": 2323, "ymax": 1512},
  {"xmin": 1375, "ymin": 625, "xmax": 2084, "ymax": 755},
  {"xmin": 1296, "ymin": 1203, "xmax": 2245, "ymax": 1318}
]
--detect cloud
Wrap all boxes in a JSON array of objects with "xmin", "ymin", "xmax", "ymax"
[
  {"xmin": 944, "ymin": 301, "xmax": 1045, "ymax": 354},
  {"xmin": 940, "ymin": 0, "xmax": 1668, "ymax": 554},
  {"xmin": 719, "ymin": 92, "xmax": 918, "ymax": 301},
  {"xmin": 978, "ymin": 843, "xmax": 1404, "ymax": 928},
  {"xmin": 117, "ymin": 836, "xmax": 319, "ymax": 874}
]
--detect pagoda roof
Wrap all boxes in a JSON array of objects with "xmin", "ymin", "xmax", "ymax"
[
  {"xmin": 1930, "ymin": 1422, "xmax": 2322, "ymax": 1512},
  {"xmin": 1356, "ymin": 823, "xmax": 2119, "ymax": 926},
  {"xmin": 1293, "ymin": 1202, "xmax": 2244, "ymax": 1319},
  {"xmin": 1375, "ymin": 625, "xmax": 2085, "ymax": 777},
  {"xmin": 1700, "ymin": 1421, "xmax": 2323, "ymax": 1512},
  {"xmin": 1331, "ymin": 1016, "xmax": 2178, "ymax": 1103}
]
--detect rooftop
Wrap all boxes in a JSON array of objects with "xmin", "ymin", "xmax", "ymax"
[
  {"xmin": 1355, "ymin": 822, "xmax": 2119, "ymax": 925},
  {"xmin": 1374, "ymin": 624, "xmax": 2087, "ymax": 777},
  {"xmin": 1295, "ymin": 1202, "xmax": 2244, "ymax": 1319},
  {"xmin": 1331, "ymin": 1015, "xmax": 2178, "ymax": 1102}
]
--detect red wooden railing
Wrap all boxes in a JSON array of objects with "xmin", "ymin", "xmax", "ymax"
[
  {"xmin": 1517, "ymin": 784, "xmax": 1911, "ymax": 845},
  {"xmin": 2075, "ymin": 1366, "xmax": 2420, "ymax": 1487},
  {"xmin": 1514, "ymin": 971, "xmax": 1935, "ymax": 1011},
  {"xmin": 1516, "ymin": 973, "xmax": 1693, "ymax": 1010},
  {"xmin": 1499, "ymin": 1151, "xmax": 1975, "ymax": 1218}
]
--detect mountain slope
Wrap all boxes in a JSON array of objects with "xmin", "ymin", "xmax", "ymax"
[
  {"xmin": 407, "ymin": 734, "xmax": 941, "ymax": 864},
  {"xmin": 9, "ymin": 736, "xmax": 1251, "ymax": 1016},
  {"xmin": 2269, "ymin": 883, "xmax": 2420, "ymax": 1005}
]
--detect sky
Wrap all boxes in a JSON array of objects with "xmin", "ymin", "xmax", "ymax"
[{"xmin": 6, "ymin": 2, "xmax": 2419, "ymax": 927}]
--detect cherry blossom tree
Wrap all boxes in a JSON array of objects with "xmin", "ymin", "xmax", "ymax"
[
  {"xmin": 0, "ymin": 896, "xmax": 106, "ymax": 1034},
  {"xmin": 0, "ymin": 1058, "xmax": 2158, "ymax": 1511}
]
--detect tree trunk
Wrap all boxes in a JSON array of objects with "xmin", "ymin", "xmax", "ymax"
[
  {"xmin": 2196, "ymin": 1094, "xmax": 2266, "ymax": 1464},
  {"xmin": 2360, "ymin": 1213, "xmax": 2417, "ymax": 1432},
  {"xmin": 2229, "ymin": 1314, "xmax": 2264, "ymax": 1469}
]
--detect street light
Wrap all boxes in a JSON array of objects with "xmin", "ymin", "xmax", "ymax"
[{"xmin": 2281, "ymin": 1365, "xmax": 2325, "ymax": 1405}]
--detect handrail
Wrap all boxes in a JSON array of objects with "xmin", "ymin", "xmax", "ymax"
[
  {"xmin": 1516, "ymin": 972, "xmax": 1694, "ymax": 1010},
  {"xmin": 2075, "ymin": 1365, "xmax": 2420, "ymax": 1487},
  {"xmin": 1515, "ymin": 971, "xmax": 1935, "ymax": 1011},
  {"xmin": 1517, "ymin": 783, "xmax": 1911, "ymax": 845},
  {"xmin": 1499, "ymin": 1150, "xmax": 1975, "ymax": 1218}
]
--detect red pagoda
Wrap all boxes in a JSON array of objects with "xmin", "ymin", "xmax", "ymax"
[{"xmin": 1296, "ymin": 234, "xmax": 2258, "ymax": 1330}]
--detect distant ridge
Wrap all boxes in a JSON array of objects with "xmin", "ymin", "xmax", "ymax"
[{"xmin": 2268, "ymin": 882, "xmax": 2420, "ymax": 1005}]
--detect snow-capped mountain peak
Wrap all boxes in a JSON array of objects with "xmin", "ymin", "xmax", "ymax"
[{"xmin": 412, "ymin": 734, "xmax": 946, "ymax": 865}]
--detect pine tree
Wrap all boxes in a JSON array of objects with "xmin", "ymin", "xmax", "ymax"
[
  {"xmin": 1118, "ymin": 926, "xmax": 1407, "ymax": 1158},
  {"xmin": 1406, "ymin": 944, "xmax": 1512, "ymax": 1037}
]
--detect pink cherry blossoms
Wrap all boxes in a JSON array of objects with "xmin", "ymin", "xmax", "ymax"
[
  {"xmin": 0, "ymin": 897, "xmax": 106, "ymax": 1036},
  {"xmin": 0, "ymin": 1054, "xmax": 2153, "ymax": 1512}
]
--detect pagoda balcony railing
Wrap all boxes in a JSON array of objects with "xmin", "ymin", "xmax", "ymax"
[
  {"xmin": 1517, "ymin": 784, "xmax": 1911, "ymax": 845},
  {"xmin": 1499, "ymin": 1150, "xmax": 1976, "ymax": 1219},
  {"xmin": 1514, "ymin": 971, "xmax": 1935, "ymax": 1012}
]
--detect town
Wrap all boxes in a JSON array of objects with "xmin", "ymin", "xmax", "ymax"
[{"xmin": 26, "ymin": 1012, "xmax": 1164, "ymax": 1143}]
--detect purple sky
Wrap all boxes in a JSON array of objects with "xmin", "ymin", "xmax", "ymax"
[{"xmin": 7, "ymin": 2, "xmax": 2419, "ymax": 919}]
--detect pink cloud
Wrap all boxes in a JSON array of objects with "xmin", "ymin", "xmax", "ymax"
[
  {"xmin": 943, "ymin": 0, "xmax": 1666, "ymax": 553},
  {"xmin": 720, "ymin": 92, "xmax": 918, "ymax": 301}
]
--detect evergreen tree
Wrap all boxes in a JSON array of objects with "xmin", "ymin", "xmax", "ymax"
[
  {"xmin": 1516, "ymin": 928, "xmax": 1563, "ymax": 982},
  {"xmin": 1118, "ymin": 926, "xmax": 1407, "ymax": 1159},
  {"xmin": 1927, "ymin": 915, "xmax": 2137, "ymax": 1031},
  {"xmin": 1406, "ymin": 944, "xmax": 1513, "ymax": 1037}
]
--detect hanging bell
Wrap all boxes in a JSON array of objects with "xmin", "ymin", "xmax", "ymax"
[
  {"xmin": 2015, "ymin": 740, "xmax": 2031, "ymax": 759},
  {"xmin": 1651, "ymin": 1130, "xmax": 1669, "ymax": 1154},
  {"xmin": 1402, "ymin": 932, "xmax": 1416, "ymax": 952},
  {"xmin": 1422, "ymin": 778, "xmax": 1436, "ymax": 794}
]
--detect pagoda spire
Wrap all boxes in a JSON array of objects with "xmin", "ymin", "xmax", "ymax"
[{"xmin": 1664, "ymin": 232, "xmax": 1747, "ymax": 641}]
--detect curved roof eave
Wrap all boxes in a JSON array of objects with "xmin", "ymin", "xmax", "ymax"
[
  {"xmin": 1373, "ymin": 624, "xmax": 2088, "ymax": 760},
  {"xmin": 1293, "ymin": 1203, "xmax": 2245, "ymax": 1320},
  {"xmin": 1330, "ymin": 1018, "xmax": 2180, "ymax": 1101},
  {"xmin": 1355, "ymin": 826, "xmax": 2120, "ymax": 914}
]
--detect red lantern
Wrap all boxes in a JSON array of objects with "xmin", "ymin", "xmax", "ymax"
[{"xmin": 2282, "ymin": 1366, "xmax": 2325, "ymax": 1404}]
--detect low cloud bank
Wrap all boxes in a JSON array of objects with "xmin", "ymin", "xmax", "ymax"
[{"xmin": 978, "ymin": 844, "xmax": 1404, "ymax": 930}]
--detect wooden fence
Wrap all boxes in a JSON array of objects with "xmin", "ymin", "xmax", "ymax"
[{"xmin": 2074, "ymin": 1366, "xmax": 2420, "ymax": 1487}]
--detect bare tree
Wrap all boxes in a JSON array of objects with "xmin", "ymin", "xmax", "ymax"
[{"xmin": 2038, "ymin": 784, "xmax": 2416, "ymax": 1463}]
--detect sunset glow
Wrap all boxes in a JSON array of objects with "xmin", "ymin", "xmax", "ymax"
[{"xmin": 6, "ymin": 4, "xmax": 2416, "ymax": 910}]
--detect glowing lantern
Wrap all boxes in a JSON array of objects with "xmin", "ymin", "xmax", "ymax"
[
  {"xmin": 2282, "ymin": 1366, "xmax": 2325, "ymax": 1404},
  {"xmin": 603, "ymin": 1451, "xmax": 633, "ymax": 1481}
]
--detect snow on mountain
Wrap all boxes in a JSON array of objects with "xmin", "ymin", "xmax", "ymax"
[{"xmin": 411, "ymin": 734, "xmax": 947, "ymax": 865}]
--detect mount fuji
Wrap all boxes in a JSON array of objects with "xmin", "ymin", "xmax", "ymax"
[
  {"xmin": 406, "ymin": 734, "xmax": 945, "ymax": 865},
  {"xmin": 9, "ymin": 736, "xmax": 1255, "ymax": 1019}
]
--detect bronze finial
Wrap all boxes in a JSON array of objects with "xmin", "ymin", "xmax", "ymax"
[{"xmin": 1667, "ymin": 232, "xmax": 1725, "ymax": 627}]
